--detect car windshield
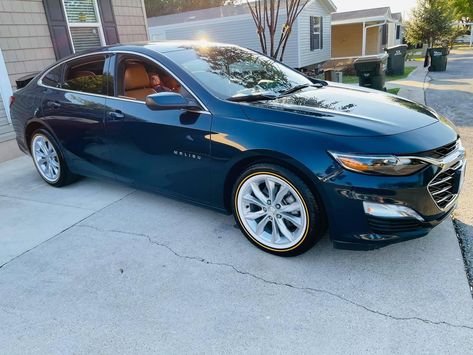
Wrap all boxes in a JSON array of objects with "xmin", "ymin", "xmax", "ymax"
[{"xmin": 161, "ymin": 44, "xmax": 312, "ymax": 100}]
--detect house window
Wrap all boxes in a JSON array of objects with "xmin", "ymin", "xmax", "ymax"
[
  {"xmin": 310, "ymin": 16, "xmax": 323, "ymax": 51},
  {"xmin": 381, "ymin": 23, "xmax": 388, "ymax": 45},
  {"xmin": 396, "ymin": 25, "xmax": 401, "ymax": 40},
  {"xmin": 63, "ymin": 0, "xmax": 105, "ymax": 53}
]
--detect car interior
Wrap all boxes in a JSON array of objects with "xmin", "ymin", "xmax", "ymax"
[
  {"xmin": 117, "ymin": 56, "xmax": 186, "ymax": 102},
  {"xmin": 48, "ymin": 54, "xmax": 190, "ymax": 103},
  {"xmin": 62, "ymin": 56, "xmax": 107, "ymax": 95}
]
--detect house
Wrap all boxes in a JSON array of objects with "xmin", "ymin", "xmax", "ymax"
[
  {"xmin": 331, "ymin": 7, "xmax": 403, "ymax": 58},
  {"xmin": 147, "ymin": 0, "xmax": 337, "ymax": 71},
  {"xmin": 0, "ymin": 0, "xmax": 149, "ymax": 145}
]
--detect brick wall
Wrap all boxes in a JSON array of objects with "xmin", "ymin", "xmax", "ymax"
[
  {"xmin": 112, "ymin": 0, "xmax": 148, "ymax": 43},
  {"xmin": 0, "ymin": 0, "xmax": 56, "ymax": 88}
]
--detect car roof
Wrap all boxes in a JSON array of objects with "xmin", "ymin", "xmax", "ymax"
[{"xmin": 75, "ymin": 41, "xmax": 239, "ymax": 56}]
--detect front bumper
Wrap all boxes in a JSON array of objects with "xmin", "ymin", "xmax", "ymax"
[{"xmin": 320, "ymin": 145, "xmax": 466, "ymax": 250}]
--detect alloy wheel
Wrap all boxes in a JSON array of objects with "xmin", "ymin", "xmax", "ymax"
[
  {"xmin": 236, "ymin": 173, "xmax": 308, "ymax": 250},
  {"xmin": 32, "ymin": 134, "xmax": 61, "ymax": 183}
]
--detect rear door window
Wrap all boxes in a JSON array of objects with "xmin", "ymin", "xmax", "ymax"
[
  {"xmin": 62, "ymin": 55, "xmax": 109, "ymax": 95},
  {"xmin": 42, "ymin": 64, "xmax": 65, "ymax": 88}
]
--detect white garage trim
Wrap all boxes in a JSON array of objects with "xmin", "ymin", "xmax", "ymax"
[{"xmin": 0, "ymin": 48, "xmax": 13, "ymax": 123}]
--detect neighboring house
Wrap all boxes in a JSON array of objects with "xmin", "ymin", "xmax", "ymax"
[
  {"xmin": 0, "ymin": 0, "xmax": 149, "ymax": 143},
  {"xmin": 147, "ymin": 0, "xmax": 337, "ymax": 70},
  {"xmin": 331, "ymin": 7, "xmax": 403, "ymax": 59}
]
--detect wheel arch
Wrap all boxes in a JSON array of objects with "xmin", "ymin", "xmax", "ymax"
[{"xmin": 24, "ymin": 120, "xmax": 55, "ymax": 153}]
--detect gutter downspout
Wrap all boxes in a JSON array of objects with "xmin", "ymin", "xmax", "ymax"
[{"xmin": 362, "ymin": 20, "xmax": 387, "ymax": 56}]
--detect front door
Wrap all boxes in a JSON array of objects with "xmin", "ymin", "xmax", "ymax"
[{"xmin": 104, "ymin": 53, "xmax": 212, "ymax": 204}]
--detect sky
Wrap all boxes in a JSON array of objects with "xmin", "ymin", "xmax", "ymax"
[{"xmin": 334, "ymin": 0, "xmax": 418, "ymax": 17}]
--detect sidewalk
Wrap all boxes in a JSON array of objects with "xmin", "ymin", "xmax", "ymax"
[{"xmin": 385, "ymin": 60, "xmax": 428, "ymax": 104}]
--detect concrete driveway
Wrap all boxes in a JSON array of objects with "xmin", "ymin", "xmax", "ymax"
[{"xmin": 1, "ymin": 154, "xmax": 473, "ymax": 354}]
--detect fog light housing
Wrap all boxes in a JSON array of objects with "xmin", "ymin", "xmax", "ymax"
[{"xmin": 363, "ymin": 202, "xmax": 424, "ymax": 222}]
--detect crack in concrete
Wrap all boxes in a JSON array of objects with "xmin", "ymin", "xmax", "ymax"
[
  {"xmin": 0, "ymin": 190, "xmax": 136, "ymax": 271},
  {"xmin": 78, "ymin": 224, "xmax": 473, "ymax": 332}
]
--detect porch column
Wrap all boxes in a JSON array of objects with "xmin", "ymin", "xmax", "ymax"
[{"xmin": 362, "ymin": 21, "xmax": 366, "ymax": 56}]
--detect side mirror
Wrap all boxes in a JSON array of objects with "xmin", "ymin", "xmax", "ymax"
[{"xmin": 145, "ymin": 92, "xmax": 200, "ymax": 111}]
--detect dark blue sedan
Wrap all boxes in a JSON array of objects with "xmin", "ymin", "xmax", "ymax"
[{"xmin": 10, "ymin": 42, "xmax": 466, "ymax": 255}]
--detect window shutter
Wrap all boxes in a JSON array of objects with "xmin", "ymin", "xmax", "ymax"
[
  {"xmin": 43, "ymin": 0, "xmax": 74, "ymax": 59},
  {"xmin": 97, "ymin": 0, "xmax": 120, "ymax": 45},
  {"xmin": 310, "ymin": 16, "xmax": 314, "ymax": 51},
  {"xmin": 320, "ymin": 17, "xmax": 323, "ymax": 49}
]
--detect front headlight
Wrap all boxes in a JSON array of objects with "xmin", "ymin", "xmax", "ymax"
[{"xmin": 329, "ymin": 152, "xmax": 427, "ymax": 176}]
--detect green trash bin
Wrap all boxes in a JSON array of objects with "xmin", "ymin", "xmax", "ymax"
[
  {"xmin": 354, "ymin": 53, "xmax": 388, "ymax": 91},
  {"xmin": 385, "ymin": 45, "xmax": 408, "ymax": 75},
  {"xmin": 427, "ymin": 48, "xmax": 448, "ymax": 72}
]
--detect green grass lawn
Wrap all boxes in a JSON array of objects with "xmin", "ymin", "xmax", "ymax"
[
  {"xmin": 342, "ymin": 66, "xmax": 416, "ymax": 85},
  {"xmin": 387, "ymin": 88, "xmax": 400, "ymax": 95}
]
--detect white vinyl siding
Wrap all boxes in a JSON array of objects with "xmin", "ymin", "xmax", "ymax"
[
  {"xmin": 150, "ymin": 13, "xmax": 299, "ymax": 68},
  {"xmin": 297, "ymin": 0, "xmax": 332, "ymax": 68}
]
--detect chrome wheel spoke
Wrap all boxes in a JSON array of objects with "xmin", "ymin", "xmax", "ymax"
[
  {"xmin": 276, "ymin": 218, "xmax": 294, "ymax": 242},
  {"xmin": 244, "ymin": 209, "xmax": 266, "ymax": 220},
  {"xmin": 250, "ymin": 182, "xmax": 268, "ymax": 204},
  {"xmin": 271, "ymin": 219, "xmax": 281, "ymax": 243},
  {"xmin": 280, "ymin": 202, "xmax": 300, "ymax": 213},
  {"xmin": 281, "ymin": 213, "xmax": 302, "ymax": 228},
  {"xmin": 50, "ymin": 158, "xmax": 60, "ymax": 169},
  {"xmin": 256, "ymin": 216, "xmax": 270, "ymax": 236},
  {"xmin": 265, "ymin": 178, "xmax": 276, "ymax": 201},
  {"xmin": 275, "ymin": 185, "xmax": 289, "ymax": 204},
  {"xmin": 243, "ymin": 194, "xmax": 266, "ymax": 208}
]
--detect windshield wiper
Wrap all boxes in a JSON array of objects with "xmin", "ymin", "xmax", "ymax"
[
  {"xmin": 227, "ymin": 93, "xmax": 278, "ymax": 102},
  {"xmin": 278, "ymin": 83, "xmax": 323, "ymax": 97}
]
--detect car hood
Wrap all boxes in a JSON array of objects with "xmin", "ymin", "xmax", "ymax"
[{"xmin": 242, "ymin": 83, "xmax": 440, "ymax": 137}]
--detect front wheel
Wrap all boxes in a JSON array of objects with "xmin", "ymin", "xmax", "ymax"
[
  {"xmin": 30, "ymin": 129, "xmax": 78, "ymax": 187},
  {"xmin": 233, "ymin": 164, "xmax": 326, "ymax": 256}
]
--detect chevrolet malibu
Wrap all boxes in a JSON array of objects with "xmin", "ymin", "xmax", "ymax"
[{"xmin": 10, "ymin": 42, "xmax": 466, "ymax": 256}]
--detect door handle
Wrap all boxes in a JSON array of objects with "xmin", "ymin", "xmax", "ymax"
[
  {"xmin": 47, "ymin": 101, "xmax": 61, "ymax": 109},
  {"xmin": 107, "ymin": 110, "xmax": 125, "ymax": 120}
]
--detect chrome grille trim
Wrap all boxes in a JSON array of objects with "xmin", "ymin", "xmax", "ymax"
[{"xmin": 426, "ymin": 154, "xmax": 465, "ymax": 211}]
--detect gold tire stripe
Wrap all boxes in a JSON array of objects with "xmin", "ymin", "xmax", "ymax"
[{"xmin": 234, "ymin": 171, "xmax": 311, "ymax": 253}]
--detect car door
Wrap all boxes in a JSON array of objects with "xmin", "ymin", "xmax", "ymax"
[
  {"xmin": 40, "ymin": 53, "xmax": 115, "ymax": 179},
  {"xmin": 103, "ymin": 52, "xmax": 213, "ymax": 204}
]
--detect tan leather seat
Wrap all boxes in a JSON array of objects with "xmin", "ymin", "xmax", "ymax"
[
  {"xmin": 162, "ymin": 75, "xmax": 181, "ymax": 92},
  {"xmin": 124, "ymin": 64, "xmax": 156, "ymax": 101}
]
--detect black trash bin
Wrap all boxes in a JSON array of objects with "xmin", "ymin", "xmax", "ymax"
[
  {"xmin": 385, "ymin": 44, "xmax": 408, "ymax": 75},
  {"xmin": 427, "ymin": 47, "xmax": 448, "ymax": 72},
  {"xmin": 354, "ymin": 53, "xmax": 388, "ymax": 91}
]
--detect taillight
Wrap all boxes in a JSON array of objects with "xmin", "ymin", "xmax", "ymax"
[{"xmin": 9, "ymin": 96, "xmax": 15, "ymax": 108}]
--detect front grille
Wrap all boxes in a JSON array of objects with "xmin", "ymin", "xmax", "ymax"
[
  {"xmin": 368, "ymin": 216, "xmax": 424, "ymax": 235},
  {"xmin": 419, "ymin": 140, "xmax": 458, "ymax": 159},
  {"xmin": 428, "ymin": 161, "xmax": 462, "ymax": 209}
]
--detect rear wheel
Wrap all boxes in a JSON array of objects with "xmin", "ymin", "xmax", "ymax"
[
  {"xmin": 233, "ymin": 164, "xmax": 325, "ymax": 256},
  {"xmin": 30, "ymin": 129, "xmax": 77, "ymax": 187}
]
